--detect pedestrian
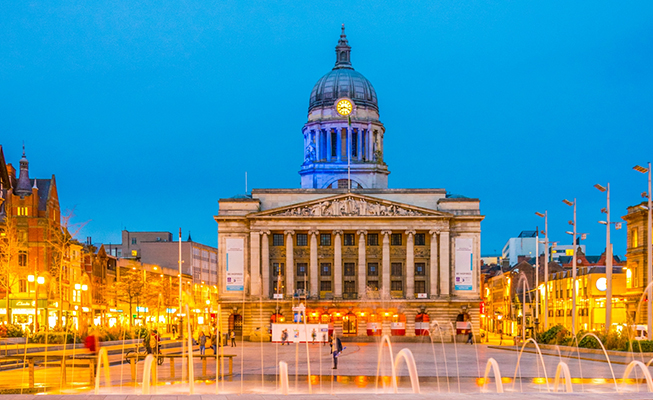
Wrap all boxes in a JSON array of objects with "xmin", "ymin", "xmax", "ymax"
[
  {"xmin": 466, "ymin": 318, "xmax": 473, "ymax": 344},
  {"xmin": 281, "ymin": 329, "xmax": 288, "ymax": 345},
  {"xmin": 149, "ymin": 329, "xmax": 160, "ymax": 355},
  {"xmin": 311, "ymin": 329, "xmax": 317, "ymax": 344},
  {"xmin": 230, "ymin": 330, "xmax": 236, "ymax": 347},
  {"xmin": 199, "ymin": 331, "xmax": 206, "ymax": 355},
  {"xmin": 210, "ymin": 330, "xmax": 217, "ymax": 354},
  {"xmin": 499, "ymin": 329, "xmax": 503, "ymax": 346},
  {"xmin": 322, "ymin": 332, "xmax": 327, "ymax": 346},
  {"xmin": 332, "ymin": 337, "xmax": 343, "ymax": 369},
  {"xmin": 328, "ymin": 335, "xmax": 333, "ymax": 353}
]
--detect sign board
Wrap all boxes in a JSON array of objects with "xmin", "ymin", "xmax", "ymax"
[
  {"xmin": 480, "ymin": 301, "xmax": 485, "ymax": 315},
  {"xmin": 271, "ymin": 323, "xmax": 328, "ymax": 343},
  {"xmin": 226, "ymin": 237, "xmax": 244, "ymax": 291},
  {"xmin": 273, "ymin": 293, "xmax": 283, "ymax": 299},
  {"xmin": 417, "ymin": 293, "xmax": 428, "ymax": 299},
  {"xmin": 454, "ymin": 237, "xmax": 474, "ymax": 291}
]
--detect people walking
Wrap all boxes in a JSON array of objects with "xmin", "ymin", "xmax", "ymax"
[
  {"xmin": 199, "ymin": 331, "xmax": 206, "ymax": 355},
  {"xmin": 311, "ymin": 329, "xmax": 317, "ymax": 344},
  {"xmin": 281, "ymin": 329, "xmax": 288, "ymax": 345},
  {"xmin": 322, "ymin": 332, "xmax": 327, "ymax": 346},
  {"xmin": 230, "ymin": 330, "xmax": 236, "ymax": 347}
]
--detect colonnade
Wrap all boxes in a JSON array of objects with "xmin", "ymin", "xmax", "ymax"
[
  {"xmin": 250, "ymin": 229, "xmax": 453, "ymax": 300},
  {"xmin": 304, "ymin": 123, "xmax": 382, "ymax": 162}
]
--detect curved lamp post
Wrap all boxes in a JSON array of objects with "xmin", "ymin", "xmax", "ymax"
[{"xmin": 634, "ymin": 163, "xmax": 652, "ymax": 340}]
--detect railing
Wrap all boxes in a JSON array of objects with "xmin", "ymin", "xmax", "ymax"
[{"xmin": 342, "ymin": 292, "xmax": 358, "ymax": 299}]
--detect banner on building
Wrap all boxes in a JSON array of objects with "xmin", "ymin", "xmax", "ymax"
[
  {"xmin": 226, "ymin": 237, "xmax": 244, "ymax": 291},
  {"xmin": 454, "ymin": 237, "xmax": 474, "ymax": 291}
]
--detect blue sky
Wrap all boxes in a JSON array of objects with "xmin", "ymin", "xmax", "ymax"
[{"xmin": 1, "ymin": 1, "xmax": 652, "ymax": 256}]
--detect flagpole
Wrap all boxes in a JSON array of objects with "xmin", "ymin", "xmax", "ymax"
[{"xmin": 347, "ymin": 115, "xmax": 351, "ymax": 192}]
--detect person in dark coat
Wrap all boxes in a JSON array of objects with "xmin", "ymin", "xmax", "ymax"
[{"xmin": 332, "ymin": 337, "xmax": 343, "ymax": 369}]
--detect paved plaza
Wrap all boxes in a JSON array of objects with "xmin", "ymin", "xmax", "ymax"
[{"xmin": 0, "ymin": 340, "xmax": 652, "ymax": 396}]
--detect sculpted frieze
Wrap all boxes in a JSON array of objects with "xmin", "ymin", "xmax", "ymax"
[
  {"xmin": 391, "ymin": 247, "xmax": 406, "ymax": 257},
  {"xmin": 367, "ymin": 247, "xmax": 381, "ymax": 259},
  {"xmin": 294, "ymin": 248, "xmax": 309, "ymax": 258},
  {"xmin": 318, "ymin": 248, "xmax": 334, "ymax": 258},
  {"xmin": 269, "ymin": 247, "xmax": 285, "ymax": 258},
  {"xmin": 274, "ymin": 196, "xmax": 430, "ymax": 217},
  {"xmin": 343, "ymin": 247, "xmax": 357, "ymax": 257},
  {"xmin": 414, "ymin": 247, "xmax": 430, "ymax": 258}
]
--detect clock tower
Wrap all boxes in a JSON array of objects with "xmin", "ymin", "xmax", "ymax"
[{"xmin": 299, "ymin": 25, "xmax": 390, "ymax": 189}]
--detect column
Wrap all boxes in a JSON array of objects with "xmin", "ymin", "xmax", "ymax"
[
  {"xmin": 405, "ymin": 230, "xmax": 415, "ymax": 299},
  {"xmin": 357, "ymin": 230, "xmax": 367, "ymax": 298},
  {"xmin": 357, "ymin": 128, "xmax": 363, "ymax": 160},
  {"xmin": 261, "ymin": 231, "xmax": 270, "ymax": 298},
  {"xmin": 381, "ymin": 230, "xmax": 391, "ymax": 299},
  {"xmin": 367, "ymin": 129, "xmax": 373, "ymax": 161},
  {"xmin": 439, "ymin": 231, "xmax": 450, "ymax": 296},
  {"xmin": 333, "ymin": 230, "xmax": 343, "ymax": 297},
  {"xmin": 313, "ymin": 130, "xmax": 320, "ymax": 161},
  {"xmin": 309, "ymin": 230, "xmax": 319, "ymax": 298},
  {"xmin": 285, "ymin": 230, "xmax": 295, "ymax": 297},
  {"xmin": 249, "ymin": 231, "xmax": 261, "ymax": 296},
  {"xmin": 327, "ymin": 128, "xmax": 332, "ymax": 160},
  {"xmin": 429, "ymin": 230, "xmax": 439, "ymax": 298},
  {"xmin": 336, "ymin": 129, "xmax": 342, "ymax": 162}
]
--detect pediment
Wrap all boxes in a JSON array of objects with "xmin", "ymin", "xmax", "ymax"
[{"xmin": 251, "ymin": 194, "xmax": 451, "ymax": 218}]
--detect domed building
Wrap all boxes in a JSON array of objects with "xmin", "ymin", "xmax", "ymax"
[
  {"xmin": 214, "ymin": 27, "xmax": 483, "ymax": 342},
  {"xmin": 300, "ymin": 26, "xmax": 389, "ymax": 190}
]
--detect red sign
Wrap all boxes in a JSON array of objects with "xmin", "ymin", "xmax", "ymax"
[{"xmin": 480, "ymin": 301, "xmax": 485, "ymax": 315}]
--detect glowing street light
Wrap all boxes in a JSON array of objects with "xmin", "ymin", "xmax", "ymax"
[
  {"xmin": 595, "ymin": 182, "xmax": 614, "ymax": 333},
  {"xmin": 563, "ymin": 198, "xmax": 578, "ymax": 335},
  {"xmin": 535, "ymin": 211, "xmax": 549, "ymax": 330}
]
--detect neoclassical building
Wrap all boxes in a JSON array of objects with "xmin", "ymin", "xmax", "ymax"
[{"xmin": 215, "ymin": 27, "xmax": 484, "ymax": 339}]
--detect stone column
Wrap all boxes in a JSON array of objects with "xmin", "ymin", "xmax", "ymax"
[
  {"xmin": 285, "ymin": 230, "xmax": 295, "ymax": 297},
  {"xmin": 357, "ymin": 128, "xmax": 362, "ymax": 160},
  {"xmin": 429, "ymin": 230, "xmax": 439, "ymax": 298},
  {"xmin": 439, "ymin": 231, "xmax": 450, "ymax": 296},
  {"xmin": 326, "ymin": 128, "xmax": 332, "ymax": 160},
  {"xmin": 313, "ymin": 130, "xmax": 320, "ymax": 161},
  {"xmin": 381, "ymin": 230, "xmax": 392, "ymax": 299},
  {"xmin": 357, "ymin": 230, "xmax": 367, "ymax": 298},
  {"xmin": 309, "ymin": 230, "xmax": 319, "ymax": 299},
  {"xmin": 405, "ymin": 230, "xmax": 416, "ymax": 299},
  {"xmin": 261, "ymin": 231, "xmax": 270, "ymax": 298},
  {"xmin": 333, "ymin": 230, "xmax": 343, "ymax": 298},
  {"xmin": 249, "ymin": 231, "xmax": 261, "ymax": 296},
  {"xmin": 336, "ymin": 128, "xmax": 342, "ymax": 162}
]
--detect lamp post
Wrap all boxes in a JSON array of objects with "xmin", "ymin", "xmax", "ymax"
[
  {"xmin": 27, "ymin": 274, "xmax": 44, "ymax": 333},
  {"xmin": 595, "ymin": 183, "xmax": 616, "ymax": 334},
  {"xmin": 535, "ymin": 211, "xmax": 549, "ymax": 330},
  {"xmin": 562, "ymin": 198, "xmax": 579, "ymax": 335},
  {"xmin": 634, "ymin": 163, "xmax": 652, "ymax": 340}
]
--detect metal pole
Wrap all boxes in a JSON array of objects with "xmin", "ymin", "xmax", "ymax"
[
  {"xmin": 646, "ymin": 163, "xmax": 653, "ymax": 340},
  {"xmin": 522, "ymin": 279, "xmax": 526, "ymax": 340},
  {"xmin": 544, "ymin": 212, "xmax": 549, "ymax": 330},
  {"xmin": 179, "ymin": 227, "xmax": 182, "ymax": 338},
  {"xmin": 535, "ymin": 227, "xmax": 539, "ymax": 337},
  {"xmin": 606, "ymin": 183, "xmax": 612, "ymax": 333},
  {"xmin": 572, "ymin": 199, "xmax": 577, "ymax": 336}
]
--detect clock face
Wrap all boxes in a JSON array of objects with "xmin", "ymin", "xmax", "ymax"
[{"xmin": 336, "ymin": 99, "xmax": 353, "ymax": 116}]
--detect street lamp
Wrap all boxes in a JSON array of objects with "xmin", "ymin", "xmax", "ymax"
[
  {"xmin": 27, "ymin": 274, "xmax": 44, "ymax": 333},
  {"xmin": 563, "ymin": 198, "xmax": 579, "ymax": 335},
  {"xmin": 634, "ymin": 163, "xmax": 652, "ymax": 340},
  {"xmin": 595, "ymin": 183, "xmax": 620, "ymax": 333},
  {"xmin": 535, "ymin": 211, "xmax": 549, "ymax": 330}
]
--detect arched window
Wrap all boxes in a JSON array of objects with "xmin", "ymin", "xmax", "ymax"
[
  {"xmin": 342, "ymin": 312, "xmax": 357, "ymax": 335},
  {"xmin": 340, "ymin": 51, "xmax": 347, "ymax": 61},
  {"xmin": 228, "ymin": 314, "xmax": 243, "ymax": 337}
]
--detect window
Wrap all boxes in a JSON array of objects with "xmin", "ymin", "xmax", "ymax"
[
  {"xmin": 19, "ymin": 279, "xmax": 27, "ymax": 293},
  {"xmin": 391, "ymin": 281, "xmax": 403, "ymax": 291},
  {"xmin": 17, "ymin": 207, "xmax": 28, "ymax": 216},
  {"xmin": 18, "ymin": 251, "xmax": 27, "ymax": 267},
  {"xmin": 367, "ymin": 263, "xmax": 378, "ymax": 276},
  {"xmin": 367, "ymin": 281, "xmax": 379, "ymax": 291},
  {"xmin": 273, "ymin": 263, "xmax": 284, "ymax": 276},
  {"xmin": 296, "ymin": 234, "xmax": 308, "ymax": 247},
  {"xmin": 344, "ymin": 263, "xmax": 355, "ymax": 276},
  {"xmin": 627, "ymin": 268, "xmax": 632, "ymax": 288},
  {"xmin": 367, "ymin": 233, "xmax": 378, "ymax": 246},
  {"xmin": 391, "ymin": 233, "xmax": 402, "ymax": 246},
  {"xmin": 320, "ymin": 234, "xmax": 331, "ymax": 246},
  {"xmin": 331, "ymin": 130, "xmax": 337, "ymax": 158},
  {"xmin": 344, "ymin": 233, "xmax": 355, "ymax": 246},
  {"xmin": 415, "ymin": 233, "xmax": 425, "ymax": 246},
  {"xmin": 391, "ymin": 262, "xmax": 402, "ymax": 276},
  {"xmin": 273, "ymin": 234, "xmax": 284, "ymax": 246},
  {"xmin": 273, "ymin": 280, "xmax": 283, "ymax": 294},
  {"xmin": 632, "ymin": 229, "xmax": 639, "ymax": 248},
  {"xmin": 296, "ymin": 281, "xmax": 305, "ymax": 290},
  {"xmin": 320, "ymin": 280, "xmax": 332, "ymax": 291},
  {"xmin": 344, "ymin": 281, "xmax": 356, "ymax": 293},
  {"xmin": 415, "ymin": 281, "xmax": 426, "ymax": 294},
  {"xmin": 415, "ymin": 262, "xmax": 426, "ymax": 276},
  {"xmin": 297, "ymin": 263, "xmax": 307, "ymax": 276},
  {"xmin": 321, "ymin": 263, "xmax": 332, "ymax": 276},
  {"xmin": 131, "ymin": 238, "xmax": 137, "ymax": 245}
]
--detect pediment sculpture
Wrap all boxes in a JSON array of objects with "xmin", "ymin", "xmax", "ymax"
[{"xmin": 274, "ymin": 196, "xmax": 430, "ymax": 217}]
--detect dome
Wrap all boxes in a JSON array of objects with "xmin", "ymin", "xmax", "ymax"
[
  {"xmin": 308, "ymin": 25, "xmax": 378, "ymax": 114},
  {"xmin": 309, "ymin": 68, "xmax": 378, "ymax": 113}
]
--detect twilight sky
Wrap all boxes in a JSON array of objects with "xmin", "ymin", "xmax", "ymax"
[{"xmin": 1, "ymin": 1, "xmax": 652, "ymax": 257}]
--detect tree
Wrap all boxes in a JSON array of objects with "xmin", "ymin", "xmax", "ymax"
[
  {"xmin": 45, "ymin": 210, "xmax": 87, "ymax": 329},
  {"xmin": 0, "ymin": 213, "xmax": 29, "ymax": 323},
  {"xmin": 115, "ymin": 264, "xmax": 145, "ymax": 327}
]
